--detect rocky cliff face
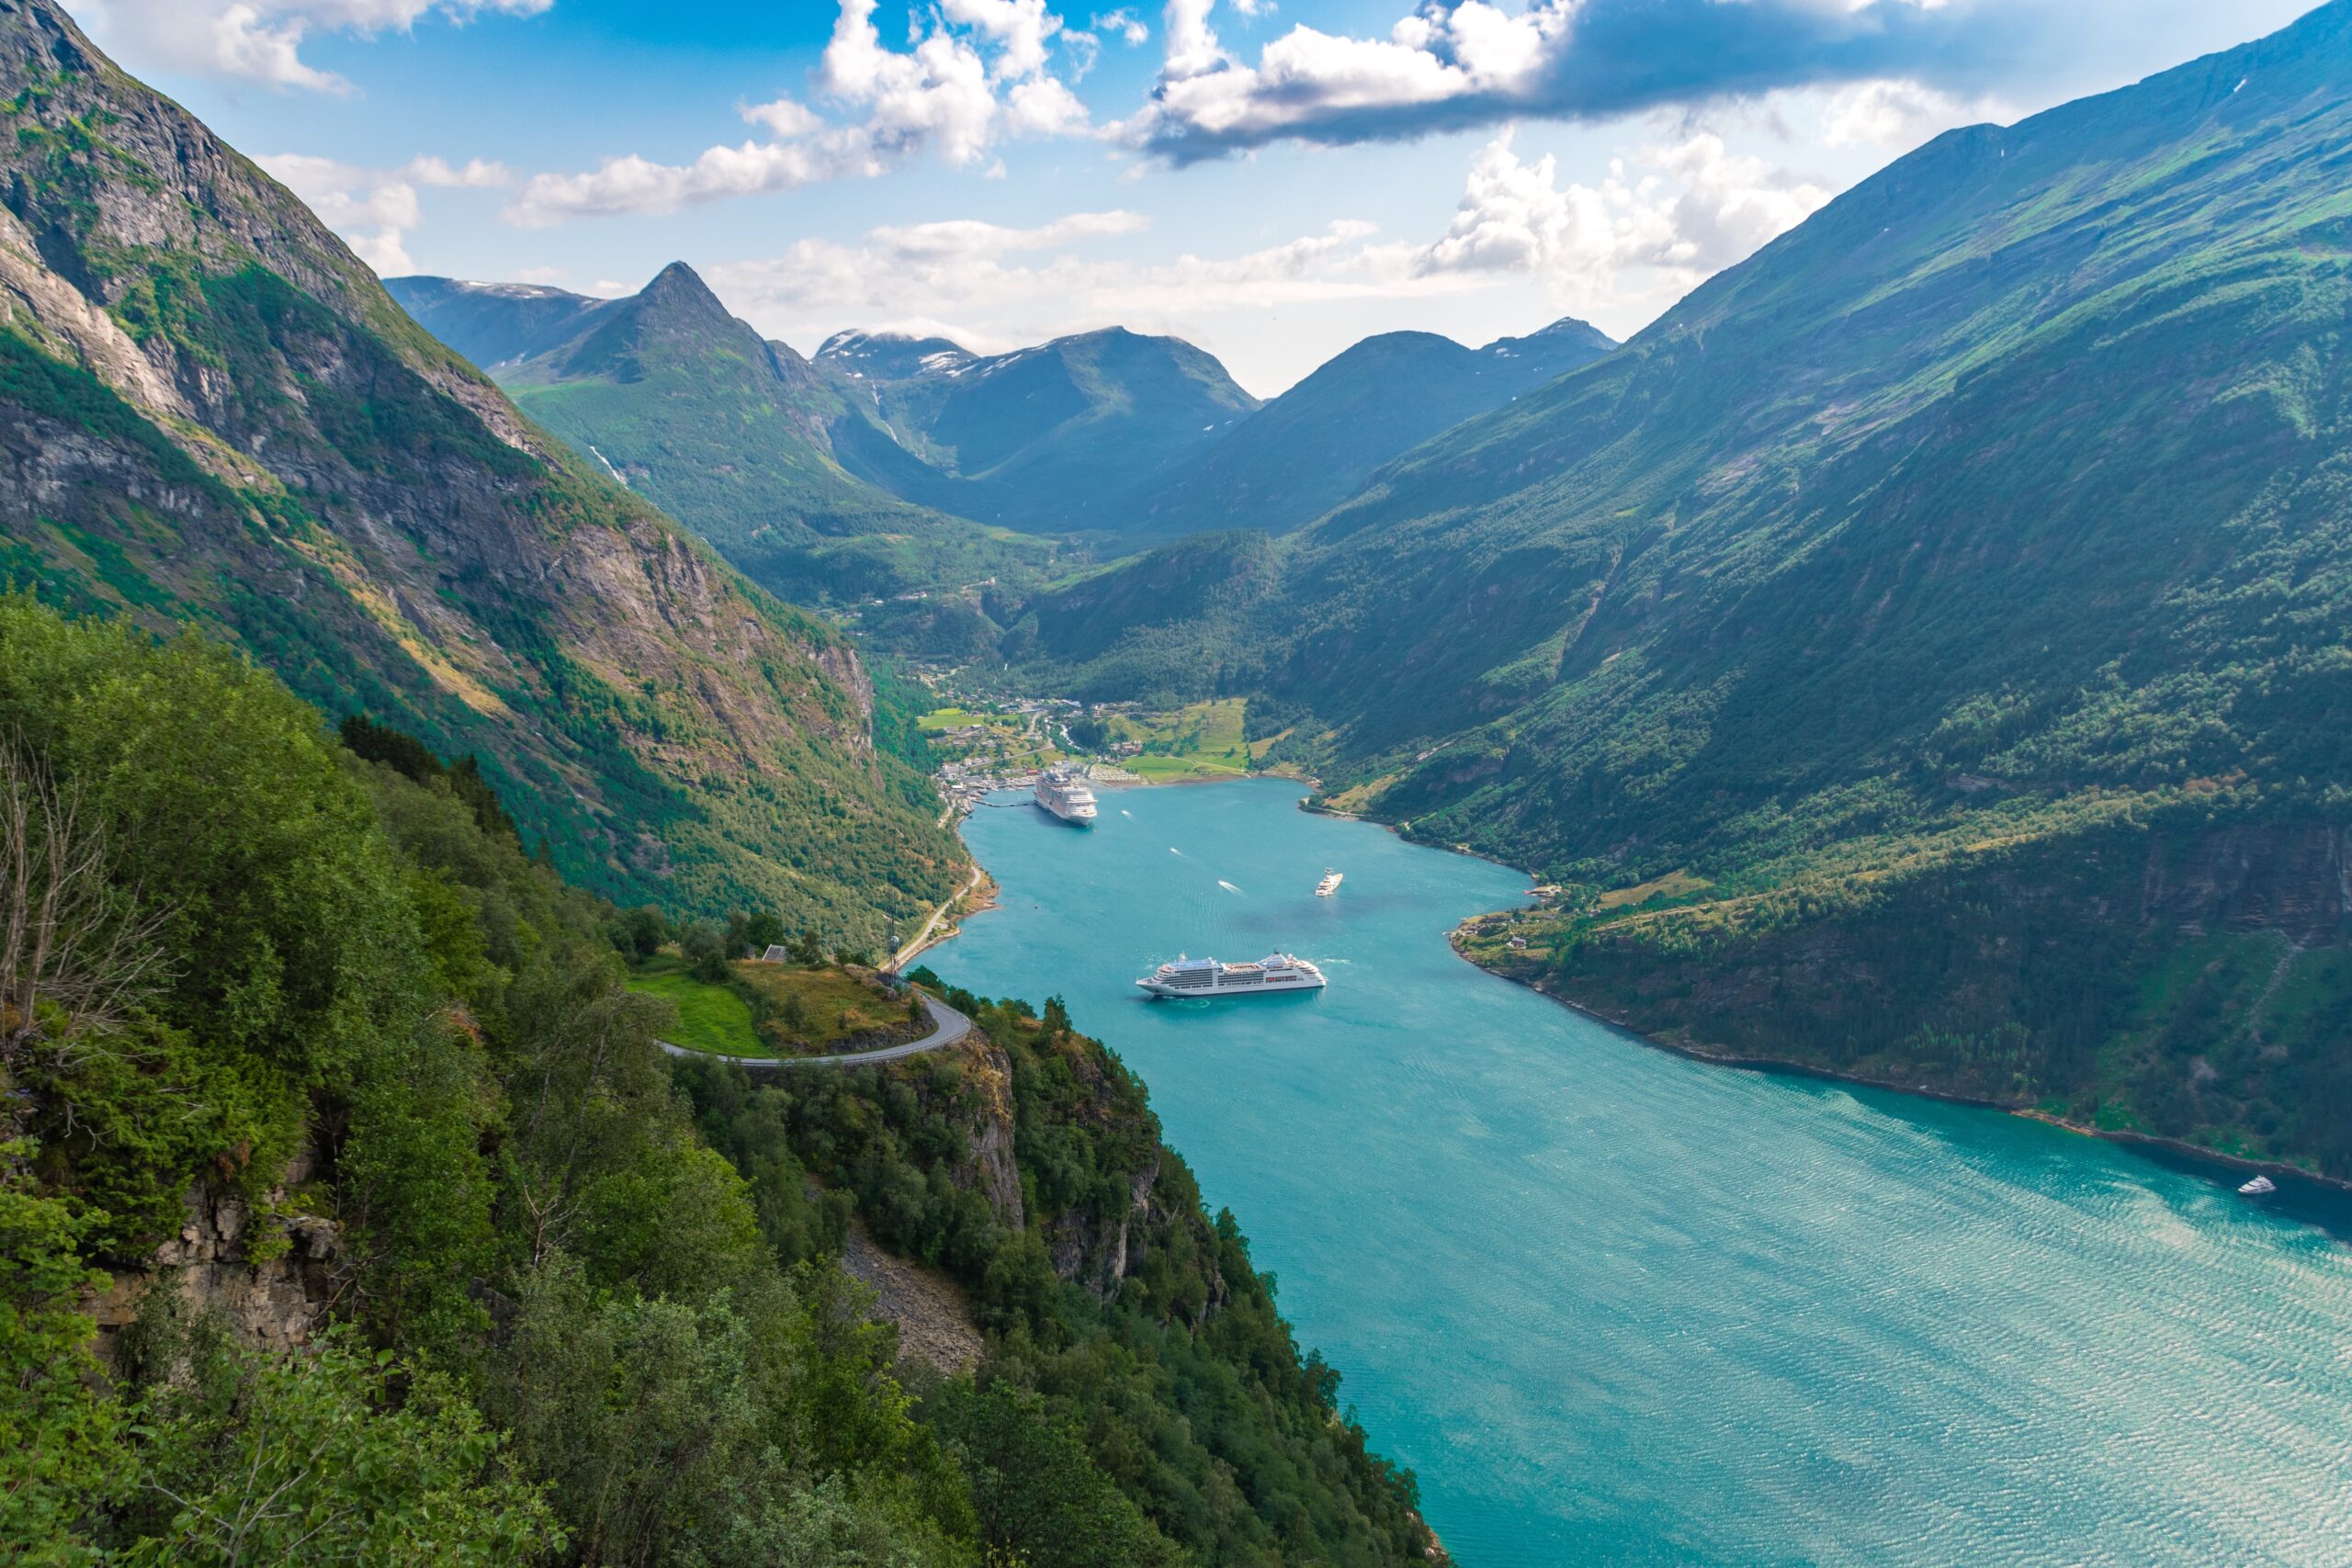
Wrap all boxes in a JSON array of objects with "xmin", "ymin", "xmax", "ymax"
[
  {"xmin": 0, "ymin": 0, "xmax": 961, "ymax": 937},
  {"xmin": 89, "ymin": 1146, "xmax": 344, "ymax": 1366}
]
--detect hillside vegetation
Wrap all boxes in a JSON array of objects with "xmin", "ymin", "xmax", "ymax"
[
  {"xmin": 817, "ymin": 326, "xmax": 1261, "ymax": 535},
  {"xmin": 1, "ymin": 593, "xmax": 1440, "ymax": 1566},
  {"xmin": 1123, "ymin": 321, "xmax": 1615, "ymax": 542},
  {"xmin": 387, "ymin": 267, "xmax": 1058, "ymax": 605},
  {"xmin": 1005, "ymin": 3, "xmax": 2352, "ymax": 1174},
  {"xmin": 0, "ymin": 0, "xmax": 962, "ymax": 943}
]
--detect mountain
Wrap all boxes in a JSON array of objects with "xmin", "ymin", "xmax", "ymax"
[
  {"xmin": 0, "ymin": 0, "xmax": 962, "ymax": 941},
  {"xmin": 371, "ymin": 274, "xmax": 606, "ymax": 367},
  {"xmin": 816, "ymin": 325, "xmax": 1261, "ymax": 533},
  {"xmin": 1023, "ymin": 3, "xmax": 2352, "ymax": 1173},
  {"xmin": 387, "ymin": 265, "xmax": 1057, "ymax": 605},
  {"xmin": 1121, "ymin": 318, "xmax": 1616, "ymax": 539}
]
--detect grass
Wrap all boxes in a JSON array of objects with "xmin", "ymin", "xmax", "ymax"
[
  {"xmin": 917, "ymin": 705, "xmax": 1021, "ymax": 734},
  {"xmin": 1595, "ymin": 868, "xmax": 1713, "ymax": 911},
  {"xmin": 626, "ymin": 955, "xmax": 927, "ymax": 1058},
  {"xmin": 1106, "ymin": 698, "xmax": 1251, "ymax": 782},
  {"xmin": 730, "ymin": 961, "xmax": 920, "ymax": 1053},
  {"xmin": 626, "ymin": 957, "xmax": 762, "ymax": 1056}
]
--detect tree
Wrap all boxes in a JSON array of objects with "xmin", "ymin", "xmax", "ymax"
[
  {"xmin": 619, "ymin": 906, "xmax": 670, "ymax": 960},
  {"xmin": 124, "ymin": 1324, "xmax": 558, "ymax": 1566},
  {"xmin": 0, "ymin": 736, "xmax": 170, "ymax": 1075},
  {"xmin": 788, "ymin": 930, "xmax": 824, "ymax": 966},
  {"xmin": 741, "ymin": 911, "xmax": 786, "ymax": 955},
  {"xmin": 0, "ymin": 1147, "xmax": 128, "ymax": 1562},
  {"xmin": 681, "ymin": 923, "xmax": 731, "ymax": 984}
]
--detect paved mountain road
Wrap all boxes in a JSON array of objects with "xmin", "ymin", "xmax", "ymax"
[{"xmin": 656, "ymin": 994, "xmax": 971, "ymax": 1070}]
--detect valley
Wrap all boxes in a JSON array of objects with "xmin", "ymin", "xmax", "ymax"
[{"xmin": 11, "ymin": 0, "xmax": 2352, "ymax": 1561}]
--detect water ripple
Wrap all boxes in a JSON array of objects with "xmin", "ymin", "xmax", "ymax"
[{"xmin": 933, "ymin": 783, "xmax": 2352, "ymax": 1567}]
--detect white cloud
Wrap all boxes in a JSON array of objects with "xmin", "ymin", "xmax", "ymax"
[
  {"xmin": 1414, "ymin": 130, "xmax": 1828, "ymax": 317},
  {"xmin": 707, "ymin": 206, "xmax": 1460, "ymax": 358},
  {"xmin": 513, "ymin": 265, "xmax": 569, "ymax": 285},
  {"xmin": 259, "ymin": 151, "xmax": 510, "ymax": 273},
  {"xmin": 505, "ymin": 141, "xmax": 865, "ymax": 228},
  {"xmin": 1820, "ymin": 78, "xmax": 1996, "ymax": 148},
  {"xmin": 742, "ymin": 96, "xmax": 825, "ymax": 139},
  {"xmin": 407, "ymin": 154, "xmax": 513, "ymax": 187},
  {"xmin": 79, "ymin": 0, "xmax": 549, "ymax": 93},
  {"xmin": 702, "ymin": 121, "xmax": 1834, "ymax": 375},
  {"xmin": 1092, "ymin": 8, "xmax": 1148, "ymax": 46},
  {"xmin": 941, "ymin": 0, "xmax": 1063, "ymax": 81},
  {"xmin": 508, "ymin": 0, "xmax": 1098, "ymax": 226},
  {"xmin": 1125, "ymin": 0, "xmax": 2068, "ymax": 162}
]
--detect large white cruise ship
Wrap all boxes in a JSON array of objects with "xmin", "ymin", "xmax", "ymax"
[
  {"xmin": 1136, "ymin": 953, "xmax": 1327, "ymax": 998},
  {"xmin": 1033, "ymin": 761, "xmax": 1099, "ymax": 825}
]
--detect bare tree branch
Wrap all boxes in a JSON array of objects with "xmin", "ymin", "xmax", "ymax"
[{"xmin": 0, "ymin": 731, "xmax": 175, "ymax": 1077}]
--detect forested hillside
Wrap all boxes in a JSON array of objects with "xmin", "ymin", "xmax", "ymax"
[
  {"xmin": 0, "ymin": 0, "xmax": 961, "ymax": 943},
  {"xmin": 1121, "ymin": 320, "xmax": 1615, "ymax": 542},
  {"xmin": 816, "ymin": 326, "xmax": 1261, "ymax": 535},
  {"xmin": 1, "ymin": 593, "xmax": 1441, "ymax": 1565},
  {"xmin": 387, "ymin": 266, "xmax": 1057, "ymax": 604},
  {"xmin": 1011, "ymin": 3, "xmax": 2352, "ymax": 1174}
]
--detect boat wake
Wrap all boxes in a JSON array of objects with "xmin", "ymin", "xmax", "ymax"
[{"xmin": 1217, "ymin": 880, "xmax": 1244, "ymax": 895}]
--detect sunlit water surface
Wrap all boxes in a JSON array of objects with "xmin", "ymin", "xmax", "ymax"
[{"xmin": 926, "ymin": 780, "xmax": 2352, "ymax": 1567}]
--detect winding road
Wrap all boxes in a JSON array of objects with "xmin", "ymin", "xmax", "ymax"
[
  {"xmin": 655, "ymin": 994, "xmax": 972, "ymax": 1071},
  {"xmin": 890, "ymin": 863, "xmax": 987, "ymax": 973}
]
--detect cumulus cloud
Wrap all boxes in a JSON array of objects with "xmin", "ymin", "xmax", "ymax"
[
  {"xmin": 1819, "ymin": 77, "xmax": 1999, "ymax": 148},
  {"xmin": 1093, "ymin": 8, "xmax": 1149, "ymax": 46},
  {"xmin": 261, "ymin": 151, "xmax": 511, "ymax": 273},
  {"xmin": 78, "ymin": 0, "xmax": 549, "ymax": 93},
  {"xmin": 505, "ymin": 141, "xmax": 870, "ymax": 228},
  {"xmin": 508, "ymin": 0, "xmax": 1100, "ymax": 226},
  {"xmin": 706, "ymin": 206, "xmax": 1439, "ymax": 354},
  {"xmin": 1415, "ymin": 130, "xmax": 1827, "ymax": 316},
  {"xmin": 700, "ymin": 121, "xmax": 1832, "ymax": 367},
  {"xmin": 1129, "ymin": 0, "xmax": 2092, "ymax": 163}
]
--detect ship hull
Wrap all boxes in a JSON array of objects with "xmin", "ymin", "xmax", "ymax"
[
  {"xmin": 1035, "ymin": 801, "xmax": 1096, "ymax": 826},
  {"xmin": 1136, "ymin": 975, "xmax": 1326, "ymax": 998}
]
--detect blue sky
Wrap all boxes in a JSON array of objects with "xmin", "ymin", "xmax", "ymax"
[{"xmin": 76, "ymin": 0, "xmax": 2324, "ymax": 393}]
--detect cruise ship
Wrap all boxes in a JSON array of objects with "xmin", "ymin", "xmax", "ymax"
[
  {"xmin": 1136, "ymin": 953, "xmax": 1327, "ymax": 998},
  {"xmin": 1033, "ymin": 762, "xmax": 1099, "ymax": 825},
  {"xmin": 1316, "ymin": 869, "xmax": 1344, "ymax": 897}
]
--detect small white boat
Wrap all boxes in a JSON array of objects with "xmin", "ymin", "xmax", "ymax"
[
  {"xmin": 2238, "ymin": 1175, "xmax": 2278, "ymax": 1196},
  {"xmin": 1315, "ymin": 869, "xmax": 1343, "ymax": 897}
]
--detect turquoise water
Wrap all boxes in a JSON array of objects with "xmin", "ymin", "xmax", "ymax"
[{"xmin": 925, "ymin": 780, "xmax": 2352, "ymax": 1567}]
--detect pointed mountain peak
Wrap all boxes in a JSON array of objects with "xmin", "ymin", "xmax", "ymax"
[{"xmin": 636, "ymin": 260, "xmax": 729, "ymax": 317}]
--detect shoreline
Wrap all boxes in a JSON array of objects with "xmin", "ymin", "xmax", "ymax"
[
  {"xmin": 1459, "ymin": 942, "xmax": 2352, "ymax": 1198},
  {"xmin": 940, "ymin": 767, "xmax": 2348, "ymax": 1201}
]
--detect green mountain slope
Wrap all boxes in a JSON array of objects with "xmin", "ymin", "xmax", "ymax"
[
  {"xmin": 1301, "ymin": 3, "xmax": 2352, "ymax": 1170},
  {"xmin": 1123, "ymin": 319, "xmax": 1616, "ymax": 540},
  {"xmin": 387, "ymin": 265, "xmax": 1057, "ymax": 604},
  {"xmin": 4, "ymin": 594, "xmax": 1440, "ymax": 1565},
  {"xmin": 1018, "ymin": 3, "xmax": 2352, "ymax": 1172},
  {"xmin": 0, "ymin": 0, "xmax": 962, "ymax": 942},
  {"xmin": 817, "ymin": 325, "xmax": 1261, "ymax": 534}
]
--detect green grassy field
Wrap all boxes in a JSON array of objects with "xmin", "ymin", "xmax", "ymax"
[
  {"xmin": 917, "ymin": 705, "xmax": 1020, "ymax": 734},
  {"xmin": 626, "ymin": 955, "xmax": 924, "ymax": 1058},
  {"xmin": 1109, "ymin": 698, "xmax": 1251, "ymax": 781},
  {"xmin": 730, "ymin": 962, "xmax": 919, "ymax": 1052},
  {"xmin": 626, "ymin": 959, "xmax": 762, "ymax": 1056}
]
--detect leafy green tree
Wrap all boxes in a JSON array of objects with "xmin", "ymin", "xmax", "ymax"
[
  {"xmin": 619, "ymin": 905, "xmax": 672, "ymax": 960},
  {"xmin": 0, "ymin": 1146, "xmax": 128, "ymax": 1563},
  {"xmin": 123, "ymin": 1324, "xmax": 558, "ymax": 1566}
]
